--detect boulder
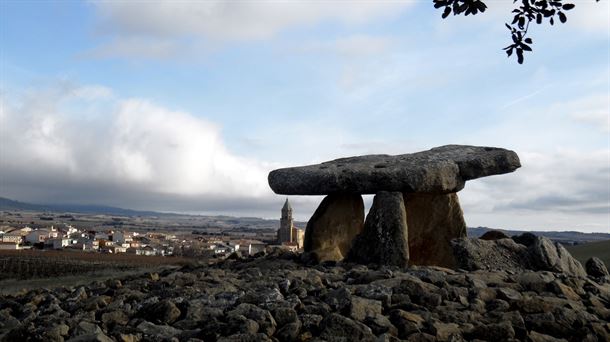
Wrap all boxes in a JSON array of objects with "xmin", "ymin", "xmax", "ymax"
[
  {"xmin": 585, "ymin": 257, "xmax": 609, "ymax": 278},
  {"xmin": 403, "ymin": 192, "xmax": 466, "ymax": 268},
  {"xmin": 452, "ymin": 237, "xmax": 530, "ymax": 273},
  {"xmin": 318, "ymin": 313, "xmax": 376, "ymax": 342},
  {"xmin": 479, "ymin": 230, "xmax": 510, "ymax": 240},
  {"xmin": 347, "ymin": 192, "xmax": 409, "ymax": 267},
  {"xmin": 452, "ymin": 235, "xmax": 587, "ymax": 277},
  {"xmin": 303, "ymin": 194, "xmax": 364, "ymax": 262},
  {"xmin": 528, "ymin": 236, "xmax": 586, "ymax": 277},
  {"xmin": 268, "ymin": 145, "xmax": 520, "ymax": 195}
]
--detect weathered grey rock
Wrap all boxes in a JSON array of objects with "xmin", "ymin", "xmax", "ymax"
[
  {"xmin": 304, "ymin": 194, "xmax": 364, "ymax": 262},
  {"xmin": 135, "ymin": 321, "xmax": 182, "ymax": 339},
  {"xmin": 529, "ymin": 237, "xmax": 586, "ymax": 277},
  {"xmin": 586, "ymin": 257, "xmax": 609, "ymax": 278},
  {"xmin": 480, "ymin": 230, "xmax": 510, "ymax": 240},
  {"xmin": 453, "ymin": 235, "xmax": 586, "ymax": 277},
  {"xmin": 452, "ymin": 237, "xmax": 530, "ymax": 272},
  {"xmin": 347, "ymin": 192, "xmax": 409, "ymax": 267},
  {"xmin": 66, "ymin": 332, "xmax": 114, "ymax": 342},
  {"xmin": 404, "ymin": 192, "xmax": 466, "ymax": 268},
  {"xmin": 348, "ymin": 296, "xmax": 383, "ymax": 322},
  {"xmin": 138, "ymin": 299, "xmax": 181, "ymax": 324},
  {"xmin": 318, "ymin": 313, "xmax": 376, "ymax": 342},
  {"xmin": 268, "ymin": 145, "xmax": 520, "ymax": 195}
]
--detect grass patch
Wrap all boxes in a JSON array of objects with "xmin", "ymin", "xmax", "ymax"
[{"xmin": 565, "ymin": 239, "xmax": 610, "ymax": 269}]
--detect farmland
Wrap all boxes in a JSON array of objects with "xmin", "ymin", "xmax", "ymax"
[
  {"xmin": 565, "ymin": 239, "xmax": 610, "ymax": 269},
  {"xmin": 0, "ymin": 250, "xmax": 194, "ymax": 280}
]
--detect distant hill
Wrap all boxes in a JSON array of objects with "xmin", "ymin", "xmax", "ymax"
[
  {"xmin": 566, "ymin": 240, "xmax": 610, "ymax": 269},
  {"xmin": 0, "ymin": 197, "xmax": 161, "ymax": 217},
  {"xmin": 1, "ymin": 197, "xmax": 607, "ymax": 240},
  {"xmin": 467, "ymin": 226, "xmax": 610, "ymax": 245}
]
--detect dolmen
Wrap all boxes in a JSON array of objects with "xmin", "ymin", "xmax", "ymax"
[{"xmin": 268, "ymin": 145, "xmax": 521, "ymax": 268}]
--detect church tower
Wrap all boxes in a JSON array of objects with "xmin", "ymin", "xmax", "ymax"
[{"xmin": 277, "ymin": 198, "xmax": 294, "ymax": 243}]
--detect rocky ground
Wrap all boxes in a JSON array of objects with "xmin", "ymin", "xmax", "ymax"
[{"xmin": 1, "ymin": 248, "xmax": 609, "ymax": 342}]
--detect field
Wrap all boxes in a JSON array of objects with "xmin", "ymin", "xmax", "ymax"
[
  {"xmin": 0, "ymin": 250, "xmax": 195, "ymax": 281},
  {"xmin": 565, "ymin": 239, "xmax": 610, "ymax": 269},
  {"xmin": 0, "ymin": 250, "xmax": 200, "ymax": 295}
]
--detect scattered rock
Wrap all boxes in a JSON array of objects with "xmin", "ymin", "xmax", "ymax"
[
  {"xmin": 66, "ymin": 332, "xmax": 114, "ymax": 342},
  {"xmin": 452, "ymin": 235, "xmax": 586, "ymax": 277},
  {"xmin": 1, "ymin": 248, "xmax": 607, "ymax": 342},
  {"xmin": 528, "ymin": 236, "xmax": 586, "ymax": 277},
  {"xmin": 138, "ymin": 299, "xmax": 181, "ymax": 324},
  {"xmin": 586, "ymin": 257, "xmax": 609, "ymax": 278},
  {"xmin": 318, "ymin": 313, "xmax": 376, "ymax": 342},
  {"xmin": 479, "ymin": 230, "xmax": 510, "ymax": 240}
]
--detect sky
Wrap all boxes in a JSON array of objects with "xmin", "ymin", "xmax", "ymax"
[{"xmin": 0, "ymin": 0, "xmax": 608, "ymax": 233}]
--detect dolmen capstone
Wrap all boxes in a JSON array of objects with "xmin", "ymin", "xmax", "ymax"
[{"xmin": 268, "ymin": 145, "xmax": 521, "ymax": 268}]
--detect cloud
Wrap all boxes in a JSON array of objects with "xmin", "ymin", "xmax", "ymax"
[
  {"xmin": 460, "ymin": 149, "xmax": 610, "ymax": 232},
  {"xmin": 569, "ymin": 0, "xmax": 610, "ymax": 33},
  {"xmin": 0, "ymin": 83, "xmax": 274, "ymax": 212},
  {"xmin": 561, "ymin": 94, "xmax": 610, "ymax": 133},
  {"xmin": 88, "ymin": 1, "xmax": 414, "ymax": 59},
  {"xmin": 298, "ymin": 34, "xmax": 395, "ymax": 58}
]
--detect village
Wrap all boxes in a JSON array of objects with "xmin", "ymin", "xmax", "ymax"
[{"xmin": 0, "ymin": 199, "xmax": 305, "ymax": 259}]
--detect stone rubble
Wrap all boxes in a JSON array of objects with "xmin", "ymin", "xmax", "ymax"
[{"xmin": 1, "ymin": 248, "xmax": 608, "ymax": 342}]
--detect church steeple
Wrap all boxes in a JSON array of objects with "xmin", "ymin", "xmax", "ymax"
[{"xmin": 281, "ymin": 198, "xmax": 292, "ymax": 218}]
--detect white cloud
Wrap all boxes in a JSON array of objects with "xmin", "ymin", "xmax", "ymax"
[
  {"xmin": 92, "ymin": 1, "xmax": 411, "ymax": 40},
  {"xmin": 561, "ymin": 94, "xmax": 610, "ymax": 132},
  {"xmin": 569, "ymin": 0, "xmax": 609, "ymax": 33},
  {"xmin": 460, "ymin": 148, "xmax": 610, "ymax": 232},
  {"xmin": 88, "ymin": 1, "xmax": 414, "ymax": 58},
  {"xmin": 299, "ymin": 34, "xmax": 395, "ymax": 58},
  {"xmin": 0, "ymin": 84, "xmax": 272, "ymax": 211}
]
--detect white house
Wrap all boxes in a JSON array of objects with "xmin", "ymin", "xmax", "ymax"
[
  {"xmin": 0, "ymin": 241, "xmax": 20, "ymax": 250},
  {"xmin": 247, "ymin": 241, "xmax": 267, "ymax": 255},
  {"xmin": 2, "ymin": 233, "xmax": 23, "ymax": 244},
  {"xmin": 228, "ymin": 242, "xmax": 241, "ymax": 252}
]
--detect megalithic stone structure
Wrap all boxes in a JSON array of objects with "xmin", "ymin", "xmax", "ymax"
[{"xmin": 268, "ymin": 145, "xmax": 521, "ymax": 267}]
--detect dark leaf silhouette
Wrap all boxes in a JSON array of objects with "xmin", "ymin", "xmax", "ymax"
[{"xmin": 433, "ymin": 0, "xmax": 596, "ymax": 64}]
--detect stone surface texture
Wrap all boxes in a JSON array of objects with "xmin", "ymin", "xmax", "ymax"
[
  {"xmin": 403, "ymin": 192, "xmax": 467, "ymax": 268},
  {"xmin": 303, "ymin": 194, "xmax": 364, "ymax": 262},
  {"xmin": 268, "ymin": 145, "xmax": 521, "ymax": 195},
  {"xmin": 586, "ymin": 257, "xmax": 610, "ymax": 278},
  {"xmin": 2, "ymin": 249, "xmax": 609, "ymax": 342},
  {"xmin": 452, "ymin": 234, "xmax": 587, "ymax": 278},
  {"xmin": 529, "ymin": 236, "xmax": 587, "ymax": 278},
  {"xmin": 348, "ymin": 192, "xmax": 409, "ymax": 267}
]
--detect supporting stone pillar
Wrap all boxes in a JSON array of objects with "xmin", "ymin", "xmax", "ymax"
[
  {"xmin": 347, "ymin": 191, "xmax": 409, "ymax": 267},
  {"xmin": 304, "ymin": 194, "xmax": 364, "ymax": 262},
  {"xmin": 403, "ymin": 192, "xmax": 466, "ymax": 268}
]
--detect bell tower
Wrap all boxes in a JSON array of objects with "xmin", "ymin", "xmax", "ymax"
[{"xmin": 278, "ymin": 198, "xmax": 294, "ymax": 243}]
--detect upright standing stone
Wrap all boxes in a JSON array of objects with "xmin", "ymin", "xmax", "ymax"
[
  {"xmin": 304, "ymin": 194, "xmax": 364, "ymax": 262},
  {"xmin": 403, "ymin": 193, "xmax": 466, "ymax": 268},
  {"xmin": 348, "ymin": 192, "xmax": 409, "ymax": 267}
]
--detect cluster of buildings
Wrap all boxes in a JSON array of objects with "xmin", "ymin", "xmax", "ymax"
[
  {"xmin": 0, "ymin": 199, "xmax": 306, "ymax": 257},
  {"xmin": 0, "ymin": 225, "xmax": 172, "ymax": 255}
]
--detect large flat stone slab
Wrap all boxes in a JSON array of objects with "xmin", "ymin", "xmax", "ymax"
[{"xmin": 268, "ymin": 145, "xmax": 520, "ymax": 195}]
